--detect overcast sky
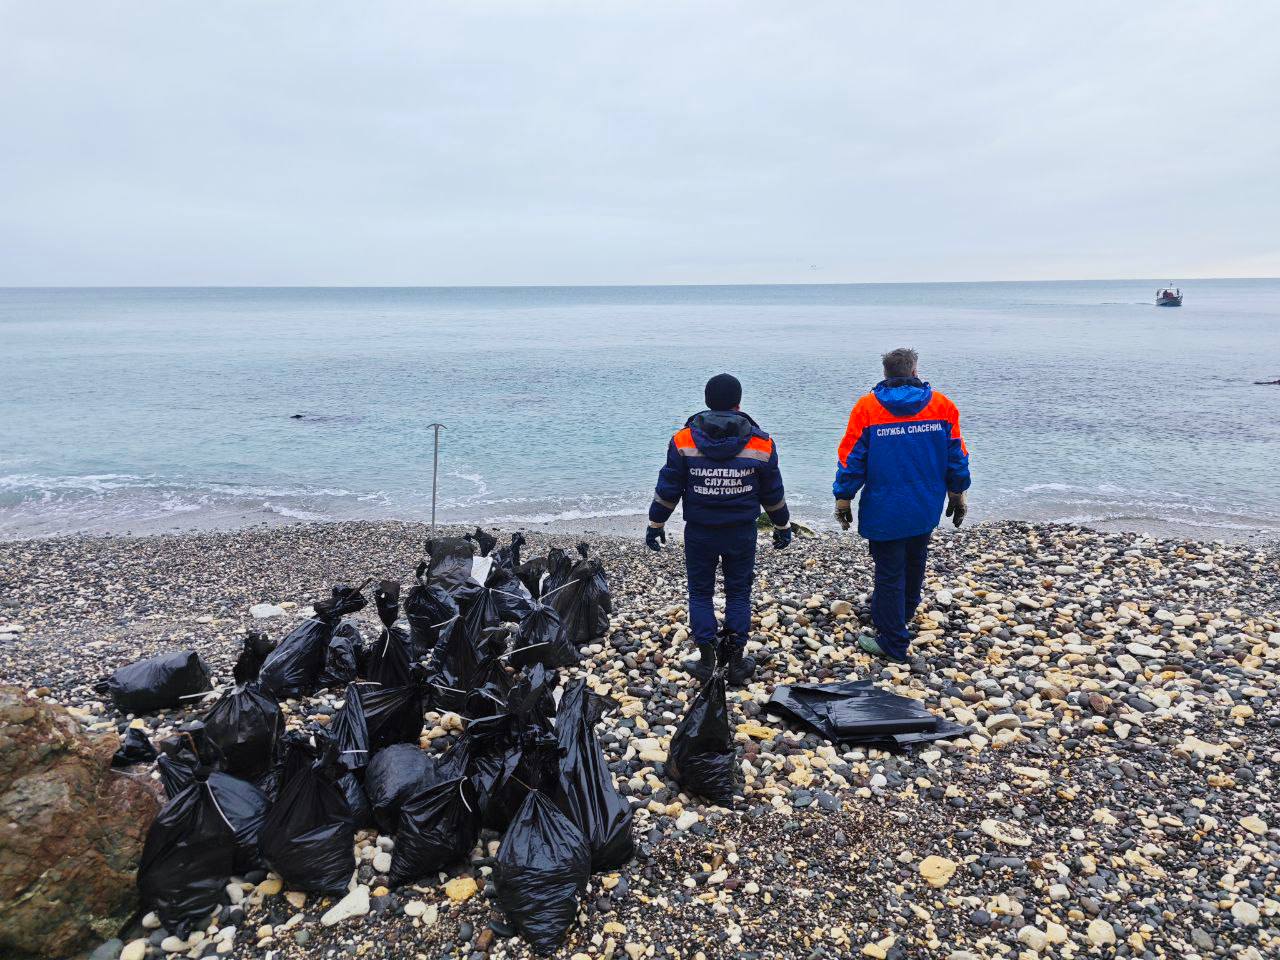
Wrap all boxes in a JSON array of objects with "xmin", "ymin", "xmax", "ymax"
[{"xmin": 2, "ymin": 1, "xmax": 1277, "ymax": 285}]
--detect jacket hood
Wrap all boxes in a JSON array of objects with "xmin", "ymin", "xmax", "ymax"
[
  {"xmin": 686, "ymin": 410, "xmax": 762, "ymax": 461},
  {"xmin": 872, "ymin": 377, "xmax": 933, "ymax": 417}
]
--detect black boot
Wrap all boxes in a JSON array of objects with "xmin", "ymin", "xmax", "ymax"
[
  {"xmin": 681, "ymin": 641, "xmax": 717, "ymax": 683},
  {"xmin": 725, "ymin": 644, "xmax": 756, "ymax": 687}
]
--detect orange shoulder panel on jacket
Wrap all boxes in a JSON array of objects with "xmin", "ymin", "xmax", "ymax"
[
  {"xmin": 744, "ymin": 435, "xmax": 774, "ymax": 454},
  {"xmin": 673, "ymin": 427, "xmax": 695, "ymax": 449}
]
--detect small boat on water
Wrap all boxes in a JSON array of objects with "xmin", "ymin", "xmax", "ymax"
[{"xmin": 1157, "ymin": 286, "xmax": 1182, "ymax": 306}]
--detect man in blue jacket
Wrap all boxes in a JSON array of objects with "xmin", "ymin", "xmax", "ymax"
[
  {"xmin": 833, "ymin": 348, "xmax": 971, "ymax": 663},
  {"xmin": 647, "ymin": 373, "xmax": 792, "ymax": 685}
]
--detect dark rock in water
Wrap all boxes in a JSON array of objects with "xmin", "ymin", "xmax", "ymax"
[
  {"xmin": 290, "ymin": 413, "xmax": 304, "ymax": 419},
  {"xmin": 0, "ymin": 686, "xmax": 161, "ymax": 958}
]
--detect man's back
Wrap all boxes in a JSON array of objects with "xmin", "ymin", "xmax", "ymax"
[{"xmin": 834, "ymin": 376, "xmax": 970, "ymax": 541}]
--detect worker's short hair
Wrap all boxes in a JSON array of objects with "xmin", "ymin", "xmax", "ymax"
[{"xmin": 882, "ymin": 347, "xmax": 919, "ymax": 379}]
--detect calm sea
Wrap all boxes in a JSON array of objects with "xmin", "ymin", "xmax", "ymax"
[{"xmin": 1, "ymin": 281, "xmax": 1277, "ymax": 540}]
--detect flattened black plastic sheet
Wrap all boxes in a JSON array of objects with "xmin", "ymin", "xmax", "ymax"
[
  {"xmin": 555, "ymin": 679, "xmax": 634, "ymax": 871},
  {"xmin": 668, "ymin": 664, "xmax": 737, "ymax": 803},
  {"xmin": 766, "ymin": 679, "xmax": 968, "ymax": 749},
  {"xmin": 202, "ymin": 684, "xmax": 283, "ymax": 779},
  {"xmin": 102, "ymin": 650, "xmax": 212, "ymax": 714},
  {"xmin": 388, "ymin": 775, "xmax": 480, "ymax": 886},
  {"xmin": 137, "ymin": 776, "xmax": 237, "ymax": 938},
  {"xmin": 494, "ymin": 790, "xmax": 591, "ymax": 955}
]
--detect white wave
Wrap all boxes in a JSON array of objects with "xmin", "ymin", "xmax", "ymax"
[
  {"xmin": 261, "ymin": 502, "xmax": 332, "ymax": 521},
  {"xmin": 482, "ymin": 507, "xmax": 646, "ymax": 525}
]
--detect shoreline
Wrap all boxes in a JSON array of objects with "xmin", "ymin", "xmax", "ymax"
[
  {"xmin": 2, "ymin": 520, "xmax": 1277, "ymax": 959},
  {"xmin": 2, "ymin": 508, "xmax": 1278, "ymax": 547}
]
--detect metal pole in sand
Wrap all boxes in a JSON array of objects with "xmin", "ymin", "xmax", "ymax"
[{"xmin": 428, "ymin": 423, "xmax": 446, "ymax": 532}]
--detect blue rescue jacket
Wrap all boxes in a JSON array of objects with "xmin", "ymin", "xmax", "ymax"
[
  {"xmin": 650, "ymin": 410, "xmax": 790, "ymax": 529},
  {"xmin": 833, "ymin": 378, "xmax": 971, "ymax": 541}
]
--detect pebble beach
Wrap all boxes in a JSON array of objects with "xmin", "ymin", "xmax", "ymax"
[{"xmin": 1, "ymin": 519, "xmax": 1278, "ymax": 960}]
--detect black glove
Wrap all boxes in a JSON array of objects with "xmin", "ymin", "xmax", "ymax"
[
  {"xmin": 834, "ymin": 499, "xmax": 853, "ymax": 530},
  {"xmin": 945, "ymin": 492, "xmax": 967, "ymax": 528},
  {"xmin": 773, "ymin": 524, "xmax": 793, "ymax": 550},
  {"xmin": 645, "ymin": 525, "xmax": 667, "ymax": 551}
]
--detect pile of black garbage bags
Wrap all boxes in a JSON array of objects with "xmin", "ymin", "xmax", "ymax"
[{"xmin": 110, "ymin": 532, "xmax": 626, "ymax": 955}]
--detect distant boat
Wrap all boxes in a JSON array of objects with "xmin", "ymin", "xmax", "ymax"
[{"xmin": 1156, "ymin": 286, "xmax": 1182, "ymax": 306}]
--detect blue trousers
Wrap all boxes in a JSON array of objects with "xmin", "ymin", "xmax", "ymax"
[
  {"xmin": 868, "ymin": 532, "xmax": 932, "ymax": 660},
  {"xmin": 684, "ymin": 521, "xmax": 757, "ymax": 648}
]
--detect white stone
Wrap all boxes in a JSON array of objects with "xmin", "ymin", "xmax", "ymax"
[
  {"xmin": 1086, "ymin": 918, "xmax": 1116, "ymax": 946},
  {"xmin": 142, "ymin": 912, "xmax": 162, "ymax": 930},
  {"xmin": 321, "ymin": 885, "xmax": 370, "ymax": 926},
  {"xmin": 674, "ymin": 811, "xmax": 700, "ymax": 831},
  {"xmin": 403, "ymin": 899, "xmax": 426, "ymax": 917},
  {"xmin": 250, "ymin": 603, "xmax": 286, "ymax": 619},
  {"xmin": 984, "ymin": 713, "xmax": 1021, "ymax": 732},
  {"xmin": 1231, "ymin": 900, "xmax": 1260, "ymax": 925},
  {"xmin": 372, "ymin": 850, "xmax": 392, "ymax": 873},
  {"xmin": 121, "ymin": 940, "xmax": 149, "ymax": 960},
  {"xmin": 1017, "ymin": 925, "xmax": 1048, "ymax": 952}
]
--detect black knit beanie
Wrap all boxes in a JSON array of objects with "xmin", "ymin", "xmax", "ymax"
[{"xmin": 704, "ymin": 373, "xmax": 742, "ymax": 412}]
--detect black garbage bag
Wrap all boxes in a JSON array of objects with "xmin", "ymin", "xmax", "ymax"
[
  {"xmin": 157, "ymin": 752, "xmax": 200, "ymax": 799},
  {"xmin": 483, "ymin": 667, "xmax": 561, "ymax": 831},
  {"xmin": 112, "ymin": 727, "xmax": 158, "ymax": 768},
  {"xmin": 555, "ymin": 679, "xmax": 634, "ymax": 871},
  {"xmin": 461, "ymin": 576, "xmax": 504, "ymax": 638},
  {"xmin": 510, "ymin": 603, "xmax": 580, "ymax": 669},
  {"xmin": 423, "ymin": 537, "xmax": 477, "ymax": 594},
  {"xmin": 425, "ymin": 615, "xmax": 482, "ymax": 714},
  {"xmin": 482, "ymin": 562, "xmax": 534, "ymax": 622},
  {"xmin": 494, "ymin": 790, "xmax": 592, "ymax": 954},
  {"xmin": 403, "ymin": 574, "xmax": 459, "ymax": 664},
  {"xmin": 147, "ymin": 758, "xmax": 269, "ymax": 875},
  {"xmin": 464, "ymin": 526, "xmax": 499, "ymax": 557},
  {"xmin": 363, "ymin": 676, "xmax": 426, "ymax": 754},
  {"xmin": 339, "ymin": 771, "xmax": 373, "ymax": 829},
  {"xmin": 329, "ymin": 682, "xmax": 371, "ymax": 773},
  {"xmin": 259, "ymin": 584, "xmax": 367, "ymax": 698},
  {"xmin": 465, "ymin": 651, "xmax": 512, "ymax": 719},
  {"xmin": 208, "ymin": 771, "xmax": 271, "ymax": 873},
  {"xmin": 202, "ymin": 684, "xmax": 283, "ymax": 779},
  {"xmin": 263, "ymin": 729, "xmax": 367, "ymax": 824},
  {"xmin": 260, "ymin": 739, "xmax": 355, "ymax": 894},
  {"xmin": 364, "ymin": 742, "xmax": 439, "ymax": 834},
  {"xmin": 667, "ymin": 659, "xmax": 736, "ymax": 803},
  {"xmin": 100, "ymin": 650, "xmax": 212, "ymax": 714},
  {"xmin": 547, "ymin": 545, "xmax": 611, "ymax": 646},
  {"xmin": 233, "ymin": 631, "xmax": 277, "ymax": 685},
  {"xmin": 319, "ymin": 622, "xmax": 361, "ymax": 688},
  {"xmin": 364, "ymin": 580, "xmax": 416, "ymax": 682},
  {"xmin": 516, "ymin": 555, "xmax": 548, "ymax": 600},
  {"xmin": 388, "ymin": 776, "xmax": 480, "ymax": 886},
  {"xmin": 137, "ymin": 774, "xmax": 237, "ymax": 938},
  {"xmin": 542, "ymin": 547, "xmax": 573, "ymax": 596},
  {"xmin": 176, "ymin": 720, "xmax": 224, "ymax": 765},
  {"xmin": 491, "ymin": 532, "xmax": 526, "ymax": 572}
]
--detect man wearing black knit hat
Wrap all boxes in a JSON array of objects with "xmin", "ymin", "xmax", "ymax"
[{"xmin": 646, "ymin": 373, "xmax": 792, "ymax": 686}]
